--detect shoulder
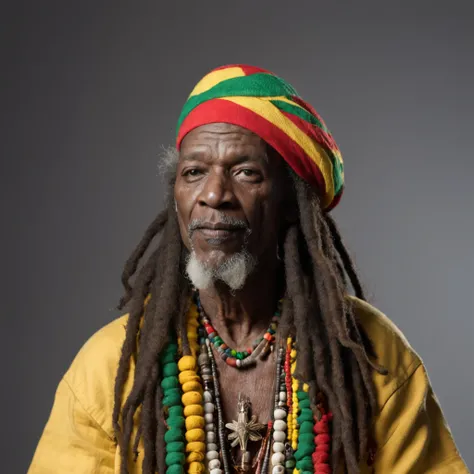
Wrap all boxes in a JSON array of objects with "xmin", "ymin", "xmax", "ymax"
[
  {"xmin": 347, "ymin": 296, "xmax": 423, "ymax": 409},
  {"xmin": 63, "ymin": 314, "xmax": 130, "ymax": 438}
]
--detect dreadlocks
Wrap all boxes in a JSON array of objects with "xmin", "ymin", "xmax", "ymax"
[{"xmin": 112, "ymin": 162, "xmax": 387, "ymax": 474}]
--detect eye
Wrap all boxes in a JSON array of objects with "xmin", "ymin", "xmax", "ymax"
[
  {"xmin": 182, "ymin": 168, "xmax": 203, "ymax": 177},
  {"xmin": 235, "ymin": 168, "xmax": 263, "ymax": 182}
]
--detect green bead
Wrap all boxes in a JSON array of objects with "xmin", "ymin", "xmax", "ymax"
[
  {"xmin": 164, "ymin": 428, "xmax": 184, "ymax": 443},
  {"xmin": 166, "ymin": 464, "xmax": 184, "ymax": 474},
  {"xmin": 298, "ymin": 433, "xmax": 314, "ymax": 445},
  {"xmin": 162, "ymin": 390, "xmax": 182, "ymax": 407},
  {"xmin": 161, "ymin": 376, "xmax": 179, "ymax": 390},
  {"xmin": 231, "ymin": 349, "xmax": 237, "ymax": 357},
  {"xmin": 165, "ymin": 452, "xmax": 185, "ymax": 466},
  {"xmin": 168, "ymin": 406, "xmax": 183, "ymax": 417},
  {"xmin": 285, "ymin": 460, "xmax": 295, "ymax": 468},
  {"xmin": 160, "ymin": 351, "xmax": 176, "ymax": 364},
  {"xmin": 167, "ymin": 415, "xmax": 185, "ymax": 429},
  {"xmin": 299, "ymin": 399, "xmax": 311, "ymax": 409},
  {"xmin": 297, "ymin": 390, "xmax": 309, "ymax": 400},
  {"xmin": 294, "ymin": 443, "xmax": 314, "ymax": 461},
  {"xmin": 163, "ymin": 362, "xmax": 179, "ymax": 377},
  {"xmin": 236, "ymin": 352, "xmax": 244, "ymax": 360},
  {"xmin": 214, "ymin": 336, "xmax": 223, "ymax": 345},
  {"xmin": 299, "ymin": 421, "xmax": 314, "ymax": 434},
  {"xmin": 296, "ymin": 459, "xmax": 314, "ymax": 471},
  {"xmin": 297, "ymin": 409, "xmax": 313, "ymax": 423},
  {"xmin": 166, "ymin": 441, "xmax": 185, "ymax": 453}
]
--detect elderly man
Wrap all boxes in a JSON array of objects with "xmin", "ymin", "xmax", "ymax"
[{"xmin": 29, "ymin": 65, "xmax": 468, "ymax": 474}]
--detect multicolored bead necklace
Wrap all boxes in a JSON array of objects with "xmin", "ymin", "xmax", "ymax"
[
  {"xmin": 195, "ymin": 294, "xmax": 282, "ymax": 368},
  {"xmin": 160, "ymin": 299, "xmax": 333, "ymax": 474}
]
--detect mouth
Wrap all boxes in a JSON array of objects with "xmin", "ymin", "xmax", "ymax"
[{"xmin": 192, "ymin": 222, "xmax": 248, "ymax": 243}]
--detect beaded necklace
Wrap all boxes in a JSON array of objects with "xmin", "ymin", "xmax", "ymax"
[
  {"xmin": 160, "ymin": 301, "xmax": 333, "ymax": 474},
  {"xmin": 195, "ymin": 294, "xmax": 282, "ymax": 368}
]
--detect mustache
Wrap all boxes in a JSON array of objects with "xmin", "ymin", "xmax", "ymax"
[{"xmin": 188, "ymin": 214, "xmax": 249, "ymax": 237}]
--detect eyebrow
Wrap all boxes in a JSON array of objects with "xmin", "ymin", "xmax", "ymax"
[{"xmin": 179, "ymin": 152, "xmax": 268, "ymax": 164}]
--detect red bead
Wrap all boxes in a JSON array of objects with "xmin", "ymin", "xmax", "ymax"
[
  {"xmin": 312, "ymin": 452, "xmax": 329, "ymax": 463},
  {"xmin": 225, "ymin": 357, "xmax": 237, "ymax": 367},
  {"xmin": 315, "ymin": 433, "xmax": 330, "ymax": 444},
  {"xmin": 263, "ymin": 332, "xmax": 272, "ymax": 341},
  {"xmin": 221, "ymin": 344, "xmax": 228, "ymax": 350}
]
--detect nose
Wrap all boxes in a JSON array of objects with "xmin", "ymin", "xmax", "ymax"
[{"xmin": 197, "ymin": 170, "xmax": 237, "ymax": 210}]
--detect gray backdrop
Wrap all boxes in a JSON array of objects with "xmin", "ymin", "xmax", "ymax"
[{"xmin": 1, "ymin": 1, "xmax": 473, "ymax": 473}]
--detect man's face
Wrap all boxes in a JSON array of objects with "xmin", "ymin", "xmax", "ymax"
[{"xmin": 174, "ymin": 123, "xmax": 288, "ymax": 274}]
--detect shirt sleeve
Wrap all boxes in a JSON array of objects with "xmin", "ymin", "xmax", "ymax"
[
  {"xmin": 372, "ymin": 362, "xmax": 469, "ymax": 473},
  {"xmin": 27, "ymin": 376, "xmax": 116, "ymax": 474}
]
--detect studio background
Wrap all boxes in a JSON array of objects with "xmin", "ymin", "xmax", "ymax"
[{"xmin": 1, "ymin": 1, "xmax": 473, "ymax": 473}]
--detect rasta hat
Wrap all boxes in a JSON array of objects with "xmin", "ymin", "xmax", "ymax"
[{"xmin": 176, "ymin": 64, "xmax": 344, "ymax": 211}]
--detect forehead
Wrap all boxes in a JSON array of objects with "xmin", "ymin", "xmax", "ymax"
[{"xmin": 179, "ymin": 123, "xmax": 267, "ymax": 158}]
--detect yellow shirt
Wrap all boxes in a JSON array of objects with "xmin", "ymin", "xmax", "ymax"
[{"xmin": 28, "ymin": 297, "xmax": 469, "ymax": 473}]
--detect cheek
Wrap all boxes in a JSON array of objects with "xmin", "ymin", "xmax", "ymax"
[{"xmin": 174, "ymin": 187, "xmax": 192, "ymax": 250}]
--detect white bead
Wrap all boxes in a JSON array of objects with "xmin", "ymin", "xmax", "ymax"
[
  {"xmin": 273, "ymin": 431, "xmax": 285, "ymax": 442},
  {"xmin": 210, "ymin": 470, "xmax": 223, "ymax": 474},
  {"xmin": 207, "ymin": 443, "xmax": 218, "ymax": 451},
  {"xmin": 206, "ymin": 450, "xmax": 219, "ymax": 460},
  {"xmin": 271, "ymin": 452, "xmax": 285, "ymax": 466},
  {"xmin": 274, "ymin": 408, "xmax": 286, "ymax": 420},
  {"xmin": 208, "ymin": 459, "xmax": 221, "ymax": 470},
  {"xmin": 203, "ymin": 391, "xmax": 213, "ymax": 402},
  {"xmin": 279, "ymin": 391, "xmax": 287, "ymax": 402},
  {"xmin": 236, "ymin": 359, "xmax": 242, "ymax": 367},
  {"xmin": 206, "ymin": 432, "xmax": 216, "ymax": 443},
  {"xmin": 272, "ymin": 442, "xmax": 285, "ymax": 453},
  {"xmin": 205, "ymin": 423, "xmax": 214, "ymax": 432},
  {"xmin": 204, "ymin": 402, "xmax": 215, "ymax": 413},
  {"xmin": 205, "ymin": 413, "xmax": 214, "ymax": 423},
  {"xmin": 273, "ymin": 466, "xmax": 285, "ymax": 474},
  {"xmin": 273, "ymin": 420, "xmax": 287, "ymax": 431},
  {"xmin": 278, "ymin": 401, "xmax": 286, "ymax": 408}
]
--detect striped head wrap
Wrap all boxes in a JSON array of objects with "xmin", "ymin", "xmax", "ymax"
[{"xmin": 176, "ymin": 64, "xmax": 344, "ymax": 211}]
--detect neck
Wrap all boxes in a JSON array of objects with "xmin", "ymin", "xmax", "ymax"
[{"xmin": 197, "ymin": 262, "xmax": 282, "ymax": 349}]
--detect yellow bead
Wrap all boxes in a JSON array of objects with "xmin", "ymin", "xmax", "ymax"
[
  {"xmin": 188, "ymin": 461, "xmax": 206, "ymax": 474},
  {"xmin": 178, "ymin": 356, "xmax": 197, "ymax": 372},
  {"xmin": 302, "ymin": 383, "xmax": 309, "ymax": 392},
  {"xmin": 184, "ymin": 404, "xmax": 204, "ymax": 417},
  {"xmin": 186, "ymin": 451, "xmax": 205, "ymax": 462},
  {"xmin": 185, "ymin": 415, "xmax": 205, "ymax": 431},
  {"xmin": 182, "ymin": 391, "xmax": 203, "ymax": 406},
  {"xmin": 185, "ymin": 428, "xmax": 205, "ymax": 443},
  {"xmin": 182, "ymin": 381, "xmax": 202, "ymax": 393},
  {"xmin": 179, "ymin": 370, "xmax": 200, "ymax": 385},
  {"xmin": 186, "ymin": 441, "xmax": 206, "ymax": 453}
]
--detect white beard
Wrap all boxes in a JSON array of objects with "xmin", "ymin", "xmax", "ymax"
[{"xmin": 185, "ymin": 250, "xmax": 257, "ymax": 291}]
